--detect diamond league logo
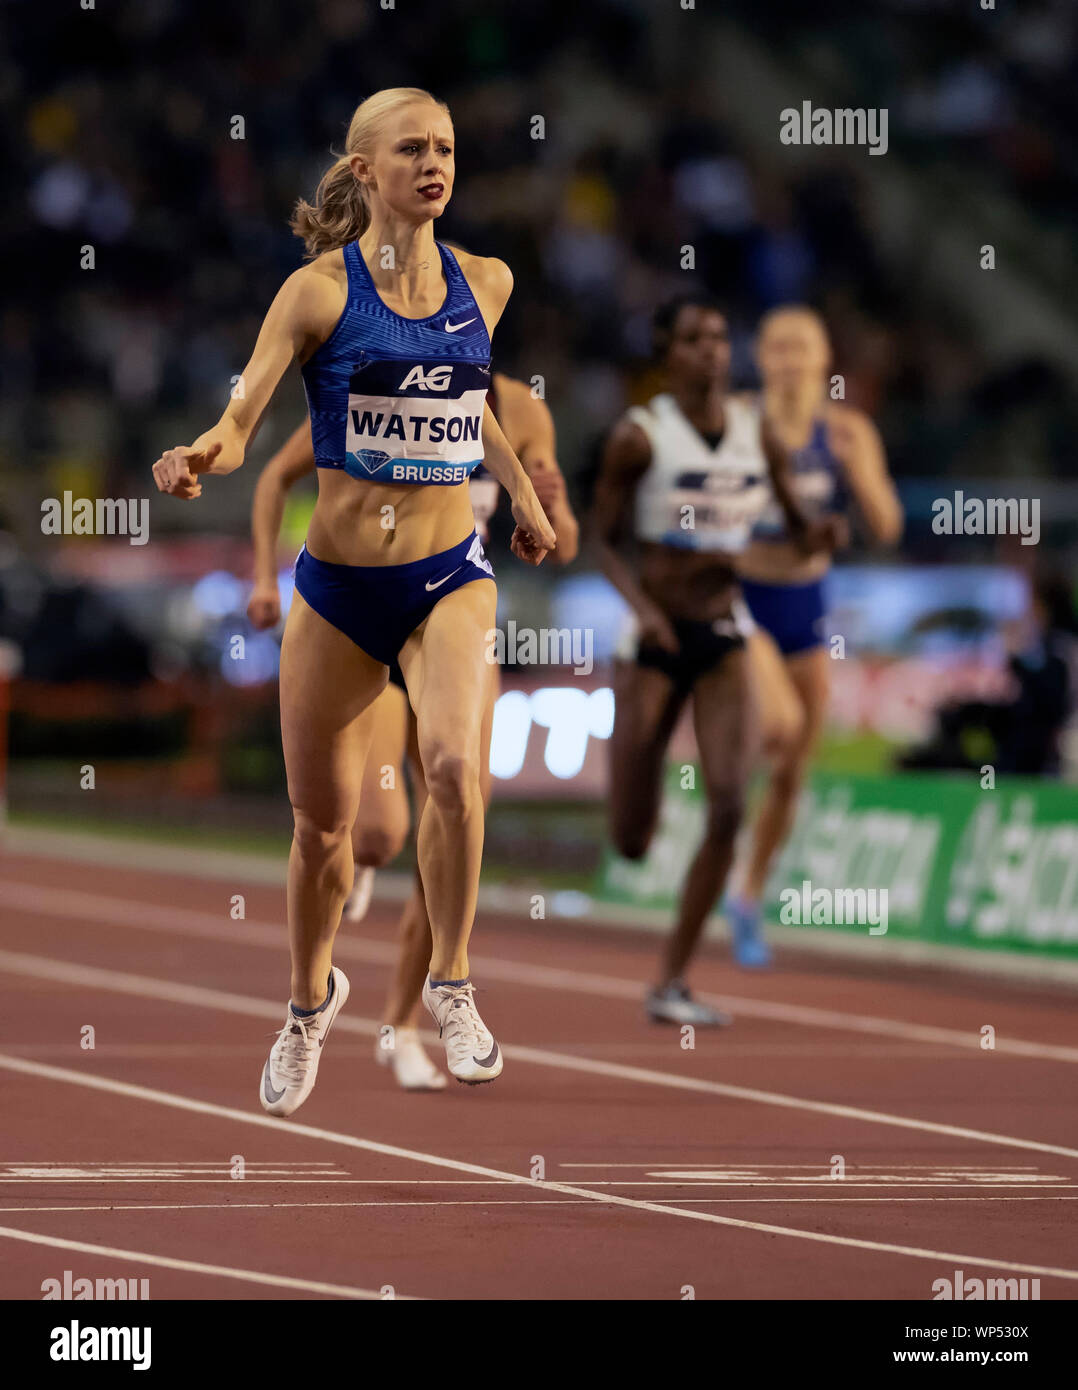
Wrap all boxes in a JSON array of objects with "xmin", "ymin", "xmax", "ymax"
[{"xmin": 351, "ymin": 448, "xmax": 392, "ymax": 476}]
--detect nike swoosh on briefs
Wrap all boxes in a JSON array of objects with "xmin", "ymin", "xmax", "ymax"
[
  {"xmin": 444, "ymin": 318, "xmax": 476, "ymax": 332},
  {"xmin": 425, "ymin": 566, "xmax": 463, "ymax": 591},
  {"xmin": 262, "ymin": 1064, "xmax": 286, "ymax": 1105}
]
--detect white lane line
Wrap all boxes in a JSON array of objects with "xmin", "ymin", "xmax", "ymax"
[
  {"xmin": 4, "ymin": 945, "xmax": 1072, "ymax": 1162},
  {"xmin": 2, "ymin": 1168, "xmax": 350, "ymax": 1180},
  {"xmin": 4, "ymin": 878, "xmax": 1077, "ymax": 1064},
  {"xmin": 4, "ymin": 1196, "xmax": 1078, "ymax": 1216},
  {"xmin": 3, "ymin": 1179, "xmax": 1075, "ymax": 1188},
  {"xmin": 1, "ymin": 1053, "xmax": 1077, "ymax": 1284},
  {"xmin": 0, "ymin": 1224, "xmax": 412, "ymax": 1299},
  {"xmin": 6, "ymin": 1161, "xmax": 1039, "ymax": 1169},
  {"xmin": 625, "ymin": 1182, "xmax": 1078, "ymax": 1189},
  {"xmin": 560, "ymin": 1162, "xmax": 1045, "ymax": 1168},
  {"xmin": 468, "ymin": 957, "xmax": 1078, "ymax": 1065},
  {"xmin": 3, "ymin": 946, "xmax": 1076, "ymax": 1160}
]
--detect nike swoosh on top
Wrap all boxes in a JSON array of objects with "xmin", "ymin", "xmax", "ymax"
[
  {"xmin": 444, "ymin": 318, "xmax": 476, "ymax": 332},
  {"xmin": 262, "ymin": 1064, "xmax": 286, "ymax": 1105},
  {"xmin": 425, "ymin": 566, "xmax": 462, "ymax": 592}
]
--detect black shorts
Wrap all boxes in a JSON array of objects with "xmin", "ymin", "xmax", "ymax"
[
  {"xmin": 635, "ymin": 616, "xmax": 746, "ymax": 694},
  {"xmin": 387, "ymin": 656, "xmax": 407, "ymax": 692}
]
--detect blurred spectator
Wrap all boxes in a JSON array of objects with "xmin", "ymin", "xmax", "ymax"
[
  {"xmin": 4, "ymin": 0, "xmax": 1077, "ymax": 524},
  {"xmin": 899, "ymin": 572, "xmax": 1078, "ymax": 777}
]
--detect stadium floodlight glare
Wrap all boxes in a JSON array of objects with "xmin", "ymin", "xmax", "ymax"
[{"xmin": 490, "ymin": 687, "xmax": 615, "ymax": 781}]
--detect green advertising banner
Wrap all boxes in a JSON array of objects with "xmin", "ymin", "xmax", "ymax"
[{"xmin": 595, "ymin": 768, "xmax": 1078, "ymax": 958}]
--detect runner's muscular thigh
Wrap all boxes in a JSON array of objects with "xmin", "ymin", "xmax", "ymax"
[
  {"xmin": 399, "ymin": 580, "xmax": 498, "ymax": 766},
  {"xmin": 609, "ymin": 661, "xmax": 688, "ymax": 846},
  {"xmin": 749, "ymin": 627, "xmax": 804, "ymax": 752},
  {"xmin": 784, "ymin": 645, "xmax": 831, "ymax": 756},
  {"xmin": 279, "ymin": 590, "xmax": 389, "ymax": 824},
  {"xmin": 353, "ymin": 681, "xmax": 410, "ymax": 821},
  {"xmin": 691, "ymin": 646, "xmax": 759, "ymax": 795}
]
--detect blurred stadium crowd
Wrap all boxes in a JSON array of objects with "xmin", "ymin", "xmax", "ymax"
[
  {"xmin": 5, "ymin": 0, "xmax": 1078, "ymax": 520},
  {"xmin": 2, "ymin": 0, "xmax": 1077, "ymax": 789}
]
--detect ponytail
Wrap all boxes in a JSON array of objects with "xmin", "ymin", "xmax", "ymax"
[{"xmin": 291, "ymin": 155, "xmax": 369, "ymax": 259}]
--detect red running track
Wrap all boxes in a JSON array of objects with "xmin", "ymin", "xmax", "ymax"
[{"xmin": 1, "ymin": 845, "xmax": 1076, "ymax": 1301}]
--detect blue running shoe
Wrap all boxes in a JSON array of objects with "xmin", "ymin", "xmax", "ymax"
[{"xmin": 726, "ymin": 898, "xmax": 773, "ymax": 968}]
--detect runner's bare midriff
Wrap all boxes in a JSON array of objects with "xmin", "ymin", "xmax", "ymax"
[
  {"xmin": 639, "ymin": 543, "xmax": 742, "ymax": 623},
  {"xmin": 305, "ymin": 469, "xmax": 478, "ymax": 566},
  {"xmin": 737, "ymin": 536, "xmax": 830, "ymax": 585}
]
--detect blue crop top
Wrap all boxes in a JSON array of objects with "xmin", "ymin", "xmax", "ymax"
[{"xmin": 301, "ymin": 240, "xmax": 492, "ymax": 487}]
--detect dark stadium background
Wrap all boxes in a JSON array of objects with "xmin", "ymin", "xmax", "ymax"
[{"xmin": 2, "ymin": 0, "xmax": 1076, "ymax": 886}]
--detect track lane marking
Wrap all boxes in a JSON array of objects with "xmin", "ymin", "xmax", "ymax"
[
  {"xmin": 1, "ymin": 1053, "xmax": 1077, "ymax": 1283},
  {"xmin": 5, "ymin": 1196, "xmax": 1078, "ymax": 1215},
  {"xmin": 2, "ymin": 946, "xmax": 1076, "ymax": 1160},
  {"xmin": 2, "ymin": 1180, "xmax": 1076, "ymax": 1187},
  {"xmin": 4, "ymin": 878, "xmax": 1076, "ymax": 1064},
  {"xmin": 0, "ymin": 1224, "xmax": 413, "ymax": 1299}
]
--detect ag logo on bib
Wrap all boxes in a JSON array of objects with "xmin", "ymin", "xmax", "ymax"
[{"xmin": 397, "ymin": 364, "xmax": 452, "ymax": 392}]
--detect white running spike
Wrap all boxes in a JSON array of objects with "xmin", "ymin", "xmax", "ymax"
[{"xmin": 421, "ymin": 975, "xmax": 503, "ymax": 1085}]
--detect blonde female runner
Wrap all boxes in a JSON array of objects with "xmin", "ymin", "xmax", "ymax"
[
  {"xmin": 153, "ymin": 89, "xmax": 555, "ymax": 1109},
  {"xmin": 727, "ymin": 305, "xmax": 903, "ymax": 965}
]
